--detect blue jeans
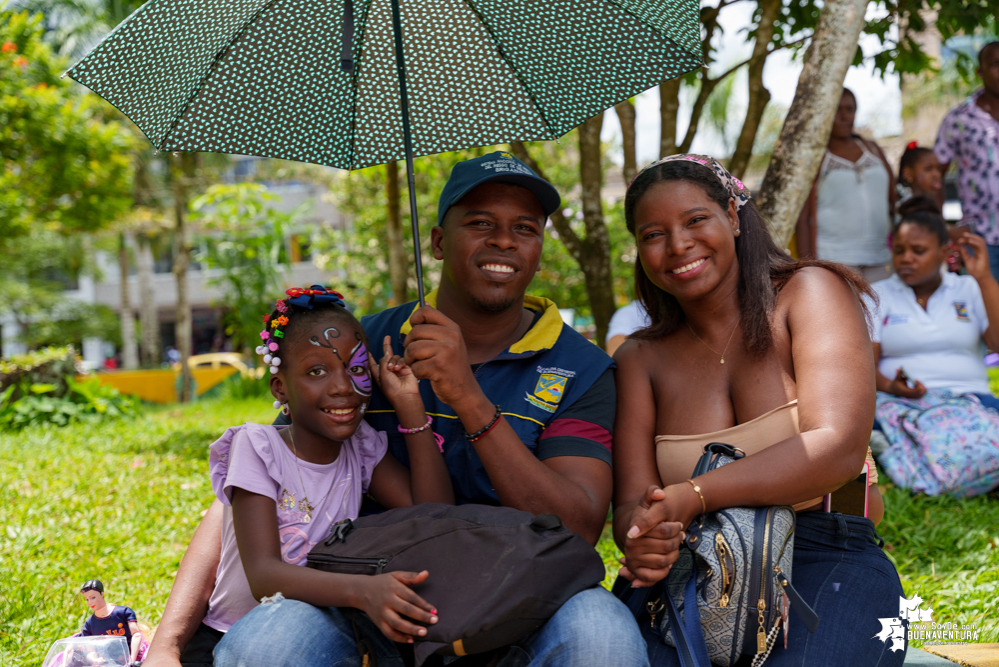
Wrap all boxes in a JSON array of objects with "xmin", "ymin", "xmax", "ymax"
[
  {"xmin": 214, "ymin": 586, "xmax": 649, "ymax": 667},
  {"xmin": 625, "ymin": 512, "xmax": 906, "ymax": 666}
]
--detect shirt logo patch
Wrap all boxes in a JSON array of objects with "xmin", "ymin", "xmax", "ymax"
[
  {"xmin": 525, "ymin": 373, "xmax": 568, "ymax": 413},
  {"xmin": 954, "ymin": 302, "xmax": 970, "ymax": 321}
]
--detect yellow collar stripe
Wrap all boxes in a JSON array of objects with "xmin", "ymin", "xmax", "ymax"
[{"xmin": 398, "ymin": 292, "xmax": 562, "ymax": 353}]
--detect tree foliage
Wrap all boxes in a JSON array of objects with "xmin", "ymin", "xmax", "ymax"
[
  {"xmin": 191, "ymin": 183, "xmax": 295, "ymax": 354},
  {"xmin": 1, "ymin": 11, "xmax": 135, "ymax": 354},
  {"xmin": 0, "ymin": 11, "xmax": 135, "ymax": 240}
]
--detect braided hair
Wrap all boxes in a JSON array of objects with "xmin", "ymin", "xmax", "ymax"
[{"xmin": 255, "ymin": 286, "xmax": 364, "ymax": 375}]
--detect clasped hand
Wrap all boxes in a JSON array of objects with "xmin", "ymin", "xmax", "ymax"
[{"xmin": 620, "ymin": 485, "xmax": 695, "ymax": 588}]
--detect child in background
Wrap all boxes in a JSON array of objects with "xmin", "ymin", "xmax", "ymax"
[
  {"xmin": 185, "ymin": 286, "xmax": 454, "ymax": 664},
  {"xmin": 897, "ymin": 142, "xmax": 960, "ymax": 271},
  {"xmin": 898, "ymin": 141, "xmax": 943, "ymax": 204}
]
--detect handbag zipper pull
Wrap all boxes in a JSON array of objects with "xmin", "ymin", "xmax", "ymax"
[{"xmin": 757, "ymin": 599, "xmax": 767, "ymax": 653}]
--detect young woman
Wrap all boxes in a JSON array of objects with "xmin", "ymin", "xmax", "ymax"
[
  {"xmin": 869, "ymin": 199, "xmax": 999, "ymax": 497},
  {"xmin": 614, "ymin": 155, "xmax": 904, "ymax": 666},
  {"xmin": 873, "ymin": 197, "xmax": 999, "ymax": 404}
]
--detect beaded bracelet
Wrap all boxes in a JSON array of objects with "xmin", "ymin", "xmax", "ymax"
[
  {"xmin": 397, "ymin": 414, "xmax": 433, "ymax": 434},
  {"xmin": 465, "ymin": 405, "xmax": 502, "ymax": 443}
]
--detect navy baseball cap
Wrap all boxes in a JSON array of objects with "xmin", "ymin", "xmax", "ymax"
[{"xmin": 437, "ymin": 151, "xmax": 562, "ymax": 226}]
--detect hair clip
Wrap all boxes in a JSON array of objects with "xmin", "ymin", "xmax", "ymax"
[
  {"xmin": 256, "ymin": 286, "xmax": 348, "ymax": 376},
  {"xmin": 907, "ymin": 141, "xmax": 918, "ymax": 150}
]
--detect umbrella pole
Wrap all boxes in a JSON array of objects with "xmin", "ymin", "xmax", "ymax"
[{"xmin": 390, "ymin": 0, "xmax": 425, "ymax": 307}]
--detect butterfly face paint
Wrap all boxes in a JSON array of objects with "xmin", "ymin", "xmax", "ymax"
[{"xmin": 346, "ymin": 338, "xmax": 372, "ymax": 397}]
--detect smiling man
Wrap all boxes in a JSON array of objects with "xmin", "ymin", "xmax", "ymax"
[{"xmin": 146, "ymin": 153, "xmax": 647, "ymax": 667}]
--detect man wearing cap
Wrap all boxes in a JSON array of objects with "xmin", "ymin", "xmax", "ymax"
[{"xmin": 147, "ymin": 152, "xmax": 647, "ymax": 667}]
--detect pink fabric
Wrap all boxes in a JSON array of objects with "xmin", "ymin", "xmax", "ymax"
[{"xmin": 203, "ymin": 421, "xmax": 387, "ymax": 632}]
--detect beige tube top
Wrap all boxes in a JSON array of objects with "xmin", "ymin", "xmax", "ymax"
[{"xmin": 654, "ymin": 400, "xmax": 877, "ymax": 512}]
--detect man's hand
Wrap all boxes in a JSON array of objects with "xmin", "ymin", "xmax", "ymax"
[
  {"xmin": 887, "ymin": 368, "xmax": 927, "ymax": 399},
  {"xmin": 354, "ymin": 571, "xmax": 439, "ymax": 643},
  {"xmin": 403, "ymin": 306, "xmax": 484, "ymax": 409}
]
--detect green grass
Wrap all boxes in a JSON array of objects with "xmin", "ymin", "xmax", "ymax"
[
  {"xmin": 1, "ymin": 399, "xmax": 996, "ymax": 664},
  {"xmin": 0, "ymin": 398, "xmax": 274, "ymax": 666}
]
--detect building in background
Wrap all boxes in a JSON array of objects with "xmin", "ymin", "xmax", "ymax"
[{"xmin": 1, "ymin": 157, "xmax": 343, "ymax": 368}]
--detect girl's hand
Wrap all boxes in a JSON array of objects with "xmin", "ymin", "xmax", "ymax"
[
  {"xmin": 355, "ymin": 570, "xmax": 438, "ymax": 643},
  {"xmin": 369, "ymin": 335, "xmax": 420, "ymax": 399},
  {"xmin": 887, "ymin": 368, "xmax": 926, "ymax": 399},
  {"xmin": 956, "ymin": 232, "xmax": 993, "ymax": 283},
  {"xmin": 621, "ymin": 517, "xmax": 686, "ymax": 587}
]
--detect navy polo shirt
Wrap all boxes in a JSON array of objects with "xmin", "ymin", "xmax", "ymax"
[{"xmin": 361, "ymin": 291, "xmax": 615, "ymax": 506}]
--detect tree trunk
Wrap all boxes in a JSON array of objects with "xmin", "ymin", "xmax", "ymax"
[
  {"xmin": 118, "ymin": 232, "xmax": 139, "ymax": 370},
  {"xmin": 614, "ymin": 99, "xmax": 637, "ymax": 186},
  {"xmin": 385, "ymin": 161, "xmax": 408, "ymax": 306},
  {"xmin": 659, "ymin": 78, "xmax": 681, "ymax": 157},
  {"xmin": 136, "ymin": 233, "xmax": 159, "ymax": 367},
  {"xmin": 727, "ymin": 0, "xmax": 780, "ymax": 179},
  {"xmin": 758, "ymin": 0, "xmax": 867, "ymax": 247},
  {"xmin": 577, "ymin": 112, "xmax": 616, "ymax": 348},
  {"xmin": 171, "ymin": 153, "xmax": 196, "ymax": 402}
]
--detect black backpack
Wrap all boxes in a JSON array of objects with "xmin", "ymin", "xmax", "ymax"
[{"xmin": 306, "ymin": 503, "xmax": 606, "ymax": 666}]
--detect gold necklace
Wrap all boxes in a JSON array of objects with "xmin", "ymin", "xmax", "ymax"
[
  {"xmin": 686, "ymin": 319, "xmax": 739, "ymax": 365},
  {"xmin": 287, "ymin": 425, "xmax": 342, "ymax": 524}
]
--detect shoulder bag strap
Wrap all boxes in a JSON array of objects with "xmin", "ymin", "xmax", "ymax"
[{"xmin": 664, "ymin": 565, "xmax": 711, "ymax": 667}]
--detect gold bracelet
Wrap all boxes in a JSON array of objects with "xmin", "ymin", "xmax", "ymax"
[{"xmin": 687, "ymin": 479, "xmax": 706, "ymax": 514}]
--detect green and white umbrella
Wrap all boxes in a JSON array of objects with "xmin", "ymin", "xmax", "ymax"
[{"xmin": 67, "ymin": 0, "xmax": 702, "ymax": 303}]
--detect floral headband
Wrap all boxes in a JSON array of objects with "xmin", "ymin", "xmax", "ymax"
[
  {"xmin": 254, "ymin": 286, "xmax": 346, "ymax": 375},
  {"xmin": 632, "ymin": 153, "xmax": 752, "ymax": 212}
]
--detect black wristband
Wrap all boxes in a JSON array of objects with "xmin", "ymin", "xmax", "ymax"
[{"xmin": 464, "ymin": 404, "xmax": 502, "ymax": 443}]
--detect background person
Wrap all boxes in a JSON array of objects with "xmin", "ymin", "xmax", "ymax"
[
  {"xmin": 870, "ymin": 198, "xmax": 999, "ymax": 496},
  {"xmin": 796, "ymin": 88, "xmax": 896, "ymax": 283},
  {"xmin": 605, "ymin": 299, "xmax": 650, "ymax": 356},
  {"xmin": 872, "ymin": 197, "xmax": 999, "ymax": 407},
  {"xmin": 897, "ymin": 141, "xmax": 943, "ymax": 206},
  {"xmin": 934, "ymin": 42, "xmax": 999, "ymax": 281},
  {"xmin": 614, "ymin": 155, "xmax": 901, "ymax": 665}
]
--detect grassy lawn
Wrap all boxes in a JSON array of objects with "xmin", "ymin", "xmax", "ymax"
[{"xmin": 2, "ymin": 397, "xmax": 997, "ymax": 665}]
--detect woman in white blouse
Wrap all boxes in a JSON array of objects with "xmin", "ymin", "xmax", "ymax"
[
  {"xmin": 871, "ymin": 197, "xmax": 999, "ymax": 410},
  {"xmin": 797, "ymin": 88, "xmax": 897, "ymax": 283}
]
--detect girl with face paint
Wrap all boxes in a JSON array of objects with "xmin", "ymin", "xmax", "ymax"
[{"xmin": 195, "ymin": 287, "xmax": 454, "ymax": 655}]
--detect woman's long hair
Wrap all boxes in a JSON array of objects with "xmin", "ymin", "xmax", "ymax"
[{"xmin": 624, "ymin": 161, "xmax": 875, "ymax": 357}]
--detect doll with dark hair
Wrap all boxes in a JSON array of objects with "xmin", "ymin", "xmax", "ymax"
[{"xmin": 79, "ymin": 580, "xmax": 145, "ymax": 664}]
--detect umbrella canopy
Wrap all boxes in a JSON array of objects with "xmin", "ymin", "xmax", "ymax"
[{"xmin": 65, "ymin": 0, "xmax": 702, "ymax": 170}]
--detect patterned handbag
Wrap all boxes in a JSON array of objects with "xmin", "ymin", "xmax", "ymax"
[{"xmin": 640, "ymin": 443, "xmax": 819, "ymax": 667}]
